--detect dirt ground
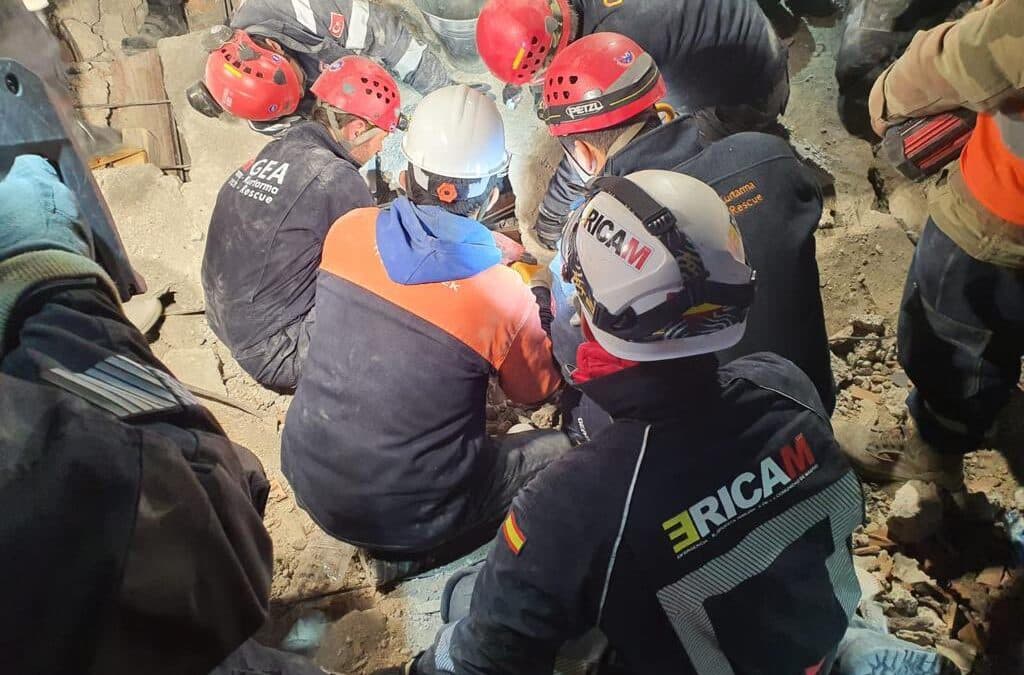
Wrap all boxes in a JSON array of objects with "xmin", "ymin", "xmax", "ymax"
[{"xmin": 49, "ymin": 0, "xmax": 1024, "ymax": 672}]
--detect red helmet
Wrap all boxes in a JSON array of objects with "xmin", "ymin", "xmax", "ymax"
[
  {"xmin": 203, "ymin": 30, "xmax": 303, "ymax": 121},
  {"xmin": 538, "ymin": 32, "xmax": 667, "ymax": 137},
  {"xmin": 476, "ymin": 0, "xmax": 573, "ymax": 85},
  {"xmin": 311, "ymin": 56, "xmax": 402, "ymax": 132}
]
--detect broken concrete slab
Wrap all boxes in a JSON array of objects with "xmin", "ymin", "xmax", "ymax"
[
  {"xmin": 888, "ymin": 480, "xmax": 944, "ymax": 544},
  {"xmin": 162, "ymin": 347, "xmax": 226, "ymax": 395},
  {"xmin": 63, "ymin": 18, "xmax": 106, "ymax": 61},
  {"xmin": 95, "ymin": 163, "xmax": 205, "ymax": 306},
  {"xmin": 157, "ymin": 31, "xmax": 269, "ymax": 195}
]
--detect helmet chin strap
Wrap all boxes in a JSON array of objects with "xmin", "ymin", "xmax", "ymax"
[{"xmin": 318, "ymin": 102, "xmax": 382, "ymax": 151}]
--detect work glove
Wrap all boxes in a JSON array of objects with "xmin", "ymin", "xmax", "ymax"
[
  {"xmin": 493, "ymin": 230, "xmax": 527, "ymax": 265},
  {"xmin": 0, "ymin": 155, "xmax": 91, "ymax": 263},
  {"xmin": 511, "ymin": 260, "xmax": 552, "ymax": 290}
]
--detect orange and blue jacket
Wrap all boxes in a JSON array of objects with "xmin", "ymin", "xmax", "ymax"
[{"xmin": 281, "ymin": 197, "xmax": 562, "ymax": 552}]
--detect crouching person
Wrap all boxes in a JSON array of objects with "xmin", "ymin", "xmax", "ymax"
[
  {"xmin": 202, "ymin": 56, "xmax": 400, "ymax": 392},
  {"xmin": 281, "ymin": 85, "xmax": 570, "ymax": 587},
  {"xmin": 401, "ymin": 171, "xmax": 865, "ymax": 674}
]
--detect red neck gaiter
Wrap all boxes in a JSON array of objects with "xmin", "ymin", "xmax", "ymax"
[{"xmin": 573, "ymin": 340, "xmax": 639, "ymax": 384}]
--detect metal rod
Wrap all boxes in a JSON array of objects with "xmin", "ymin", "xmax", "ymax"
[{"xmin": 75, "ymin": 99, "xmax": 172, "ymax": 110}]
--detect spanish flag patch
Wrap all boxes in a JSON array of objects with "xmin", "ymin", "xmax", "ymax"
[{"xmin": 502, "ymin": 510, "xmax": 526, "ymax": 555}]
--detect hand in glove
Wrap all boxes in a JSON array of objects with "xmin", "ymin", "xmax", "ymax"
[
  {"xmin": 0, "ymin": 155, "xmax": 91, "ymax": 263},
  {"xmin": 511, "ymin": 260, "xmax": 552, "ymax": 290}
]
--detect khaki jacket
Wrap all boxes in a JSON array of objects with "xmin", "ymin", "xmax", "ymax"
[{"xmin": 869, "ymin": 0, "xmax": 1024, "ymax": 267}]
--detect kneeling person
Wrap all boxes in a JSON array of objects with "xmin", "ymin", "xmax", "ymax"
[
  {"xmin": 412, "ymin": 171, "xmax": 864, "ymax": 675},
  {"xmin": 282, "ymin": 85, "xmax": 569, "ymax": 586},
  {"xmin": 202, "ymin": 56, "xmax": 399, "ymax": 392}
]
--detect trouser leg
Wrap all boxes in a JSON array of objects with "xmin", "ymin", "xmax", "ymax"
[
  {"xmin": 236, "ymin": 309, "xmax": 316, "ymax": 394},
  {"xmin": 898, "ymin": 219, "xmax": 1024, "ymax": 451},
  {"xmin": 368, "ymin": 430, "xmax": 572, "ymax": 568}
]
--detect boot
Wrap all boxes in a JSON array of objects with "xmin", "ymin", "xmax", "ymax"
[
  {"xmin": 357, "ymin": 549, "xmax": 429, "ymax": 589},
  {"xmin": 122, "ymin": 0, "xmax": 187, "ymax": 51},
  {"xmin": 834, "ymin": 420, "xmax": 964, "ymax": 490}
]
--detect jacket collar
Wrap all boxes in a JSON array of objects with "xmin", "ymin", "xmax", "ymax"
[
  {"xmin": 577, "ymin": 355, "xmax": 722, "ymax": 422},
  {"xmin": 284, "ymin": 121, "xmax": 361, "ymax": 166},
  {"xmin": 604, "ymin": 115, "xmax": 708, "ymax": 177}
]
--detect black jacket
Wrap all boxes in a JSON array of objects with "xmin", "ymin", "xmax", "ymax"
[
  {"xmin": 202, "ymin": 122, "xmax": 372, "ymax": 388},
  {"xmin": 230, "ymin": 0, "xmax": 450, "ymax": 95},
  {"xmin": 553, "ymin": 118, "xmax": 835, "ymax": 424},
  {"xmin": 420, "ymin": 353, "xmax": 863, "ymax": 675},
  {"xmin": 570, "ymin": 0, "xmax": 788, "ymax": 112},
  {"xmin": 1, "ymin": 275, "xmax": 271, "ymax": 675}
]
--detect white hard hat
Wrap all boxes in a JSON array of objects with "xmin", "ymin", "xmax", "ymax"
[
  {"xmin": 562, "ymin": 170, "xmax": 756, "ymax": 362},
  {"xmin": 402, "ymin": 84, "xmax": 510, "ymax": 180}
]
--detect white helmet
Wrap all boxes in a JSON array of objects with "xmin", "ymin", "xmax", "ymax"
[
  {"xmin": 401, "ymin": 84, "xmax": 509, "ymax": 202},
  {"xmin": 562, "ymin": 170, "xmax": 756, "ymax": 362}
]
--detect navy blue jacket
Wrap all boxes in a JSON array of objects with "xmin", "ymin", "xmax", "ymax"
[
  {"xmin": 553, "ymin": 118, "xmax": 835, "ymax": 440},
  {"xmin": 281, "ymin": 199, "xmax": 561, "ymax": 553},
  {"xmin": 231, "ymin": 0, "xmax": 450, "ymax": 95},
  {"xmin": 202, "ymin": 122, "xmax": 372, "ymax": 386},
  {"xmin": 421, "ymin": 353, "xmax": 863, "ymax": 674},
  {"xmin": 570, "ymin": 0, "xmax": 788, "ymax": 112}
]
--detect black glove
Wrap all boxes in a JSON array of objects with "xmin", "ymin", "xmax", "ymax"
[{"xmin": 502, "ymin": 83, "xmax": 524, "ymax": 110}]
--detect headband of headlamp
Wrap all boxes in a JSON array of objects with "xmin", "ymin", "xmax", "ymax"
[{"xmin": 561, "ymin": 175, "xmax": 756, "ymax": 342}]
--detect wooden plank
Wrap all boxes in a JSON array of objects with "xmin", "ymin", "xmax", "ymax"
[
  {"xmin": 89, "ymin": 146, "xmax": 148, "ymax": 169},
  {"xmin": 110, "ymin": 50, "xmax": 177, "ymax": 170}
]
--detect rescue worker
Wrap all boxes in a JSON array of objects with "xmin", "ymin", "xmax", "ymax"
[
  {"xmin": 281, "ymin": 85, "xmax": 570, "ymax": 588},
  {"xmin": 834, "ymin": 0, "xmax": 972, "ymax": 140},
  {"xmin": 0, "ymin": 152, "xmax": 276, "ymax": 673},
  {"xmin": 474, "ymin": 0, "xmax": 790, "ymax": 249},
  {"xmin": 186, "ymin": 0, "xmax": 450, "ymax": 132},
  {"xmin": 396, "ymin": 170, "xmax": 865, "ymax": 675},
  {"xmin": 202, "ymin": 56, "xmax": 400, "ymax": 393},
  {"xmin": 841, "ymin": 0, "xmax": 1024, "ymax": 489},
  {"xmin": 538, "ymin": 33, "xmax": 834, "ymax": 439}
]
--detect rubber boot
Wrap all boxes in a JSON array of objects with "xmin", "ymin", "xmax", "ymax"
[{"xmin": 122, "ymin": 0, "xmax": 187, "ymax": 51}]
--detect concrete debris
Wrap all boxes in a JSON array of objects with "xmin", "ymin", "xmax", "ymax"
[
  {"xmin": 63, "ymin": 18, "xmax": 106, "ymax": 61},
  {"xmin": 886, "ymin": 583, "xmax": 919, "ymax": 617},
  {"xmin": 892, "ymin": 553, "xmax": 931, "ymax": 586},
  {"xmin": 162, "ymin": 347, "xmax": 226, "ymax": 396},
  {"xmin": 851, "ymin": 313, "xmax": 886, "ymax": 337},
  {"xmin": 887, "ymin": 480, "xmax": 944, "ymax": 544}
]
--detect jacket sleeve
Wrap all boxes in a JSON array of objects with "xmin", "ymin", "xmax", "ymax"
[
  {"xmin": 497, "ymin": 293, "xmax": 563, "ymax": 405},
  {"xmin": 1, "ymin": 274, "xmax": 273, "ymax": 675},
  {"xmin": 869, "ymin": 0, "xmax": 1024, "ymax": 125},
  {"xmin": 418, "ymin": 457, "xmax": 616, "ymax": 675},
  {"xmin": 339, "ymin": 0, "xmax": 452, "ymax": 94}
]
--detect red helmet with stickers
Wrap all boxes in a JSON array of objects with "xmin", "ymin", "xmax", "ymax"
[
  {"xmin": 476, "ymin": 0, "xmax": 573, "ymax": 85},
  {"xmin": 311, "ymin": 56, "xmax": 402, "ymax": 132},
  {"xmin": 203, "ymin": 29, "xmax": 303, "ymax": 121},
  {"xmin": 538, "ymin": 32, "xmax": 667, "ymax": 137}
]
